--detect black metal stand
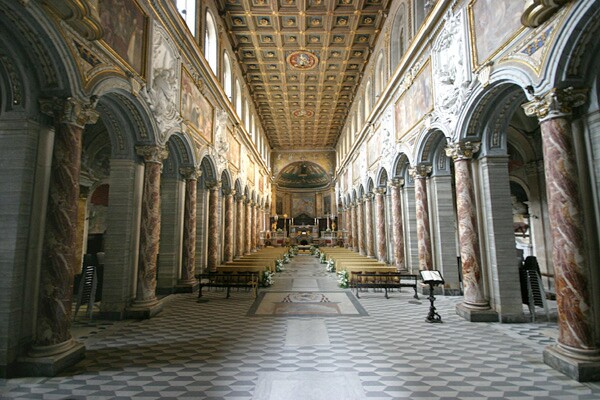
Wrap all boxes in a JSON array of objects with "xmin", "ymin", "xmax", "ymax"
[{"xmin": 426, "ymin": 283, "xmax": 442, "ymax": 323}]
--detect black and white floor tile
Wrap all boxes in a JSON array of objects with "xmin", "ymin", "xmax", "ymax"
[{"xmin": 1, "ymin": 253, "xmax": 599, "ymax": 399}]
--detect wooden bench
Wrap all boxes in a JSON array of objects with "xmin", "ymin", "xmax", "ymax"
[
  {"xmin": 351, "ymin": 272, "xmax": 419, "ymax": 299},
  {"xmin": 196, "ymin": 272, "xmax": 259, "ymax": 299}
]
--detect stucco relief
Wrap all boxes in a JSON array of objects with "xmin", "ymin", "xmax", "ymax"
[
  {"xmin": 141, "ymin": 22, "xmax": 182, "ymax": 144},
  {"xmin": 211, "ymin": 108, "xmax": 230, "ymax": 171},
  {"xmin": 432, "ymin": 10, "xmax": 473, "ymax": 129}
]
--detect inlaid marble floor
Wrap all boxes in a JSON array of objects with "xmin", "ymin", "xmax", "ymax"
[{"xmin": 1, "ymin": 253, "xmax": 599, "ymax": 399}]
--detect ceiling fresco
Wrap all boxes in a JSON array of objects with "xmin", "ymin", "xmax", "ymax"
[
  {"xmin": 217, "ymin": 0, "xmax": 391, "ymax": 150},
  {"xmin": 277, "ymin": 161, "xmax": 330, "ymax": 188}
]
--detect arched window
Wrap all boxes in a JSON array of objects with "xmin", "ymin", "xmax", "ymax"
[
  {"xmin": 176, "ymin": 0, "xmax": 196, "ymax": 35},
  {"xmin": 223, "ymin": 52, "xmax": 232, "ymax": 101},
  {"xmin": 235, "ymin": 79, "xmax": 242, "ymax": 116},
  {"xmin": 364, "ymin": 80, "xmax": 372, "ymax": 118},
  {"xmin": 204, "ymin": 10, "xmax": 218, "ymax": 75},
  {"xmin": 390, "ymin": 4, "xmax": 406, "ymax": 71},
  {"xmin": 414, "ymin": 0, "xmax": 426, "ymax": 32},
  {"xmin": 244, "ymin": 99, "xmax": 250, "ymax": 132},
  {"xmin": 357, "ymin": 99, "xmax": 363, "ymax": 131},
  {"xmin": 375, "ymin": 52, "xmax": 385, "ymax": 96}
]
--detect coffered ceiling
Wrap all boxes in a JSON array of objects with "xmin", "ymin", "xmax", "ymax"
[{"xmin": 217, "ymin": 0, "xmax": 391, "ymax": 150}]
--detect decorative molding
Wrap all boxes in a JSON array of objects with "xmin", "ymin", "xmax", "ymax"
[
  {"xmin": 522, "ymin": 87, "xmax": 588, "ymax": 121},
  {"xmin": 409, "ymin": 164, "xmax": 433, "ymax": 179},
  {"xmin": 136, "ymin": 145, "xmax": 169, "ymax": 164},
  {"xmin": 445, "ymin": 141, "xmax": 481, "ymax": 161},
  {"xmin": 521, "ymin": 0, "xmax": 569, "ymax": 28},
  {"xmin": 40, "ymin": 97, "xmax": 100, "ymax": 128},
  {"xmin": 42, "ymin": 0, "xmax": 103, "ymax": 40}
]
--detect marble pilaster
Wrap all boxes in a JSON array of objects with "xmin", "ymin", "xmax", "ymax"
[
  {"xmin": 206, "ymin": 182, "xmax": 220, "ymax": 272},
  {"xmin": 524, "ymin": 88, "xmax": 600, "ymax": 381},
  {"xmin": 351, "ymin": 203, "xmax": 359, "ymax": 251},
  {"xmin": 357, "ymin": 199, "xmax": 365, "ymax": 255},
  {"xmin": 447, "ymin": 142, "xmax": 489, "ymax": 310},
  {"xmin": 223, "ymin": 190, "xmax": 235, "ymax": 262},
  {"xmin": 410, "ymin": 164, "xmax": 433, "ymax": 271},
  {"xmin": 177, "ymin": 167, "xmax": 201, "ymax": 290},
  {"xmin": 344, "ymin": 207, "xmax": 352, "ymax": 248},
  {"xmin": 374, "ymin": 188, "xmax": 387, "ymax": 262},
  {"xmin": 389, "ymin": 178, "xmax": 406, "ymax": 270},
  {"xmin": 235, "ymin": 195, "xmax": 245, "ymax": 258},
  {"xmin": 26, "ymin": 98, "xmax": 98, "ymax": 373},
  {"xmin": 364, "ymin": 193, "xmax": 375, "ymax": 257},
  {"xmin": 245, "ymin": 200, "xmax": 252, "ymax": 255}
]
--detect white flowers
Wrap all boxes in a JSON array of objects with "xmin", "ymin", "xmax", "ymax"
[
  {"xmin": 337, "ymin": 270, "xmax": 349, "ymax": 288},
  {"xmin": 263, "ymin": 269, "xmax": 274, "ymax": 287},
  {"xmin": 326, "ymin": 258, "xmax": 335, "ymax": 272}
]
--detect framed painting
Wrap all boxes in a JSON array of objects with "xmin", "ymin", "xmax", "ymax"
[
  {"xmin": 181, "ymin": 67, "xmax": 213, "ymax": 144},
  {"xmin": 99, "ymin": 0, "xmax": 147, "ymax": 76},
  {"xmin": 468, "ymin": 0, "xmax": 525, "ymax": 69},
  {"xmin": 228, "ymin": 130, "xmax": 241, "ymax": 170},
  {"xmin": 395, "ymin": 60, "xmax": 433, "ymax": 140},
  {"xmin": 247, "ymin": 158, "xmax": 255, "ymax": 183}
]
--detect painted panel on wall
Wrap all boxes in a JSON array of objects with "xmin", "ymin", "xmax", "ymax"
[
  {"xmin": 367, "ymin": 134, "xmax": 382, "ymax": 167},
  {"xmin": 99, "ymin": 0, "xmax": 147, "ymax": 76},
  {"xmin": 292, "ymin": 195, "xmax": 315, "ymax": 218},
  {"xmin": 228, "ymin": 130, "xmax": 241, "ymax": 170},
  {"xmin": 181, "ymin": 67, "xmax": 213, "ymax": 144},
  {"xmin": 468, "ymin": 0, "xmax": 524, "ymax": 69},
  {"xmin": 395, "ymin": 60, "xmax": 433, "ymax": 140},
  {"xmin": 247, "ymin": 158, "xmax": 255, "ymax": 183}
]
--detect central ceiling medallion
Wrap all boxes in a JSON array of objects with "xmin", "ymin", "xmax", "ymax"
[
  {"xmin": 292, "ymin": 109, "xmax": 314, "ymax": 118},
  {"xmin": 287, "ymin": 51, "xmax": 319, "ymax": 70}
]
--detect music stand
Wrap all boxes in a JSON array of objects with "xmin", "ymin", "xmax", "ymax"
[{"xmin": 420, "ymin": 270, "xmax": 444, "ymax": 323}]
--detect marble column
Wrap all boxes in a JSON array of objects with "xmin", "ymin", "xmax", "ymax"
[
  {"xmin": 389, "ymin": 178, "xmax": 406, "ymax": 270},
  {"xmin": 447, "ymin": 142, "xmax": 489, "ymax": 309},
  {"xmin": 178, "ymin": 167, "xmax": 201, "ymax": 289},
  {"xmin": 351, "ymin": 202, "xmax": 359, "ymax": 251},
  {"xmin": 251, "ymin": 203, "xmax": 257, "ymax": 251},
  {"xmin": 345, "ymin": 206, "xmax": 352, "ymax": 248},
  {"xmin": 27, "ymin": 98, "xmax": 98, "ymax": 370},
  {"xmin": 365, "ymin": 193, "xmax": 375, "ymax": 257},
  {"xmin": 223, "ymin": 190, "xmax": 235, "ymax": 262},
  {"xmin": 235, "ymin": 195, "xmax": 245, "ymax": 258},
  {"xmin": 129, "ymin": 145, "xmax": 169, "ymax": 317},
  {"xmin": 245, "ymin": 200, "xmax": 252, "ymax": 254},
  {"xmin": 357, "ymin": 199, "xmax": 365, "ymax": 255},
  {"xmin": 523, "ymin": 88, "xmax": 600, "ymax": 381},
  {"xmin": 410, "ymin": 164, "xmax": 433, "ymax": 271},
  {"xmin": 374, "ymin": 188, "xmax": 387, "ymax": 262},
  {"xmin": 206, "ymin": 182, "xmax": 220, "ymax": 272}
]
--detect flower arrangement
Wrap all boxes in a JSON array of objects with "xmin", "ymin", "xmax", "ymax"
[
  {"xmin": 283, "ymin": 253, "xmax": 290, "ymax": 264},
  {"xmin": 337, "ymin": 270, "xmax": 349, "ymax": 288},
  {"xmin": 319, "ymin": 252, "xmax": 326, "ymax": 264},
  {"xmin": 310, "ymin": 245, "xmax": 317, "ymax": 255},
  {"xmin": 275, "ymin": 259, "xmax": 284, "ymax": 272},
  {"xmin": 314, "ymin": 248, "xmax": 321, "ymax": 258},
  {"xmin": 262, "ymin": 269, "xmax": 274, "ymax": 287},
  {"xmin": 326, "ymin": 258, "xmax": 335, "ymax": 272},
  {"xmin": 277, "ymin": 228, "xmax": 283, "ymax": 232}
]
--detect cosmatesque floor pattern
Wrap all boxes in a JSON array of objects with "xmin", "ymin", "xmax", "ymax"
[{"xmin": 2, "ymin": 253, "xmax": 600, "ymax": 399}]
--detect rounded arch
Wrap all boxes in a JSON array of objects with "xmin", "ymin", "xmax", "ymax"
[
  {"xmin": 352, "ymin": 189, "xmax": 358, "ymax": 202},
  {"xmin": 366, "ymin": 177, "xmax": 375, "ymax": 193},
  {"xmin": 376, "ymin": 167, "xmax": 389, "ymax": 187},
  {"xmin": 392, "ymin": 153, "xmax": 411, "ymax": 181},
  {"xmin": 163, "ymin": 133, "xmax": 196, "ymax": 177},
  {"xmin": 204, "ymin": 9, "xmax": 218, "ymax": 76},
  {"xmin": 220, "ymin": 169, "xmax": 233, "ymax": 192},
  {"xmin": 374, "ymin": 50, "xmax": 386, "ymax": 96},
  {"xmin": 364, "ymin": 79, "xmax": 372, "ymax": 119},
  {"xmin": 358, "ymin": 184, "xmax": 365, "ymax": 198},
  {"xmin": 234, "ymin": 178, "xmax": 243, "ymax": 195},
  {"xmin": 234, "ymin": 78, "xmax": 242, "ymax": 116},
  {"xmin": 199, "ymin": 154, "xmax": 218, "ymax": 184}
]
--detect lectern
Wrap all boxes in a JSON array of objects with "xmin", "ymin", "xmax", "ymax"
[{"xmin": 419, "ymin": 270, "xmax": 444, "ymax": 323}]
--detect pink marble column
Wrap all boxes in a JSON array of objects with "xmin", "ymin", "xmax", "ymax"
[
  {"xmin": 235, "ymin": 195, "xmax": 245, "ymax": 258},
  {"xmin": 344, "ymin": 206, "xmax": 352, "ymax": 248},
  {"xmin": 523, "ymin": 88, "xmax": 600, "ymax": 366},
  {"xmin": 178, "ymin": 167, "xmax": 201, "ymax": 286},
  {"xmin": 31, "ymin": 98, "xmax": 98, "ymax": 357},
  {"xmin": 245, "ymin": 200, "xmax": 252, "ymax": 254},
  {"xmin": 251, "ymin": 203, "xmax": 257, "ymax": 251},
  {"xmin": 357, "ymin": 199, "xmax": 365, "ymax": 255},
  {"xmin": 365, "ymin": 194, "xmax": 375, "ymax": 257},
  {"xmin": 206, "ymin": 182, "xmax": 220, "ymax": 272},
  {"xmin": 410, "ymin": 164, "xmax": 433, "ymax": 271},
  {"xmin": 351, "ymin": 202, "xmax": 359, "ymax": 251},
  {"xmin": 389, "ymin": 178, "xmax": 406, "ymax": 270},
  {"xmin": 374, "ymin": 187, "xmax": 387, "ymax": 262},
  {"xmin": 447, "ymin": 142, "xmax": 489, "ymax": 309},
  {"xmin": 132, "ymin": 145, "xmax": 169, "ymax": 309},
  {"xmin": 223, "ymin": 190, "xmax": 235, "ymax": 262}
]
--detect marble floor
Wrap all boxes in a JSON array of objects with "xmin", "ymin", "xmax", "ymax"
[{"xmin": 2, "ymin": 253, "xmax": 599, "ymax": 399}]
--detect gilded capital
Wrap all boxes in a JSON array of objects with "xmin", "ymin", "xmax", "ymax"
[
  {"xmin": 236, "ymin": 194, "xmax": 246, "ymax": 202},
  {"xmin": 136, "ymin": 145, "xmax": 169, "ymax": 164},
  {"xmin": 40, "ymin": 97, "xmax": 100, "ymax": 128},
  {"xmin": 206, "ymin": 180, "xmax": 221, "ymax": 190},
  {"xmin": 179, "ymin": 167, "xmax": 201, "ymax": 181},
  {"xmin": 389, "ymin": 177, "xmax": 405, "ymax": 188},
  {"xmin": 522, "ymin": 87, "xmax": 587, "ymax": 121},
  {"xmin": 374, "ymin": 187, "xmax": 386, "ymax": 195},
  {"xmin": 409, "ymin": 164, "xmax": 432, "ymax": 179},
  {"xmin": 445, "ymin": 141, "xmax": 481, "ymax": 161}
]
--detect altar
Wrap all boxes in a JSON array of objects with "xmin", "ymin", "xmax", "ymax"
[{"xmin": 289, "ymin": 225, "xmax": 318, "ymax": 246}]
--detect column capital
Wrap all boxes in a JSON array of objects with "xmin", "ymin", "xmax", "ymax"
[
  {"xmin": 40, "ymin": 96, "xmax": 100, "ymax": 128},
  {"xmin": 445, "ymin": 141, "xmax": 481, "ymax": 161},
  {"xmin": 522, "ymin": 87, "xmax": 587, "ymax": 122},
  {"xmin": 363, "ymin": 193, "xmax": 374, "ymax": 201},
  {"xmin": 374, "ymin": 187, "xmax": 386, "ymax": 195},
  {"xmin": 409, "ymin": 164, "xmax": 432, "ymax": 179},
  {"xmin": 136, "ymin": 145, "xmax": 169, "ymax": 164},
  {"xmin": 223, "ymin": 189, "xmax": 236, "ymax": 197},
  {"xmin": 179, "ymin": 167, "xmax": 202, "ymax": 180},
  {"xmin": 236, "ymin": 194, "xmax": 246, "ymax": 202},
  {"xmin": 206, "ymin": 180, "xmax": 221, "ymax": 190},
  {"xmin": 389, "ymin": 177, "xmax": 405, "ymax": 188}
]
